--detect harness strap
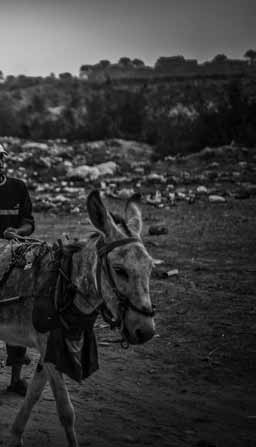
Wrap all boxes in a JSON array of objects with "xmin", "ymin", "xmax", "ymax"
[{"xmin": 0, "ymin": 295, "xmax": 24, "ymax": 304}]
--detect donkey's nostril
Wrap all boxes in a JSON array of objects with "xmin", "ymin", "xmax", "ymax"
[{"xmin": 134, "ymin": 324, "xmax": 155, "ymax": 344}]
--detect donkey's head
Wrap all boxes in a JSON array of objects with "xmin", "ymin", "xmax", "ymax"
[{"xmin": 87, "ymin": 190, "xmax": 155, "ymax": 345}]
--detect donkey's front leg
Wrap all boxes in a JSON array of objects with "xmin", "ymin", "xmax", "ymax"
[
  {"xmin": 10, "ymin": 362, "xmax": 48, "ymax": 447},
  {"xmin": 44, "ymin": 363, "xmax": 78, "ymax": 447}
]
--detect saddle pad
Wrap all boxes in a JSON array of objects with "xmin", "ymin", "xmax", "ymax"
[
  {"xmin": 0, "ymin": 240, "xmax": 14, "ymax": 283},
  {"xmin": 0, "ymin": 241, "xmax": 46, "ymax": 301}
]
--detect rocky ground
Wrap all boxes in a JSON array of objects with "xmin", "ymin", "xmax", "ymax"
[
  {"xmin": 0, "ymin": 139, "xmax": 255, "ymax": 446},
  {"xmin": 1, "ymin": 137, "xmax": 256, "ymax": 214}
]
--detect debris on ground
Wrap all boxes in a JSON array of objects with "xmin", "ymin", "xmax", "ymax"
[{"xmin": 1, "ymin": 137, "xmax": 255, "ymax": 213}]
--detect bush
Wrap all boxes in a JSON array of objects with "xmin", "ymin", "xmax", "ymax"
[{"xmin": 0, "ymin": 76, "xmax": 255, "ymax": 156}]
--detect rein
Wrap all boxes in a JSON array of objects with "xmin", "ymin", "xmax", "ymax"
[{"xmin": 96, "ymin": 236, "xmax": 155, "ymax": 332}]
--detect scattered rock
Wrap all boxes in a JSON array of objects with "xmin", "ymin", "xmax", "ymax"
[
  {"xmin": 196, "ymin": 185, "xmax": 208, "ymax": 194},
  {"xmin": 176, "ymin": 191, "xmax": 186, "ymax": 200},
  {"xmin": 168, "ymin": 192, "xmax": 176, "ymax": 205},
  {"xmin": 1, "ymin": 137, "xmax": 255, "ymax": 214},
  {"xmin": 208, "ymin": 195, "xmax": 226, "ymax": 203},
  {"xmin": 146, "ymin": 173, "xmax": 166, "ymax": 183},
  {"xmin": 166, "ymin": 269, "xmax": 179, "ymax": 277},
  {"xmin": 146, "ymin": 191, "xmax": 162, "ymax": 205},
  {"xmin": 117, "ymin": 188, "xmax": 135, "ymax": 199},
  {"xmin": 67, "ymin": 162, "xmax": 117, "ymax": 181}
]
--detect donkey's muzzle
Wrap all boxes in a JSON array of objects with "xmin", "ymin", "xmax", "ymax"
[{"xmin": 124, "ymin": 310, "xmax": 155, "ymax": 345}]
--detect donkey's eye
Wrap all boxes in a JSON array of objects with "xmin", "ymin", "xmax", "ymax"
[{"xmin": 113, "ymin": 266, "xmax": 129, "ymax": 280}]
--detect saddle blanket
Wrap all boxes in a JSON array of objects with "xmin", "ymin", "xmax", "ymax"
[
  {"xmin": 0, "ymin": 240, "xmax": 44, "ymax": 301},
  {"xmin": 0, "ymin": 240, "xmax": 14, "ymax": 284}
]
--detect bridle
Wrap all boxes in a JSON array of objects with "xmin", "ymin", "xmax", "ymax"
[{"xmin": 96, "ymin": 236, "xmax": 155, "ymax": 330}]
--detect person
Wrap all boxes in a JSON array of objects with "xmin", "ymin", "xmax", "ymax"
[{"xmin": 0, "ymin": 143, "xmax": 35, "ymax": 396}]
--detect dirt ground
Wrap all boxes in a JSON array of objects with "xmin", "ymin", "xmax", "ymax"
[{"xmin": 0, "ymin": 198, "xmax": 256, "ymax": 447}]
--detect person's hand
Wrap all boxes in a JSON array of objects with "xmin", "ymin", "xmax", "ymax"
[{"xmin": 3, "ymin": 227, "xmax": 18, "ymax": 240}]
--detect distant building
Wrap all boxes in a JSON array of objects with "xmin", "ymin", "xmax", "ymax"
[
  {"xmin": 155, "ymin": 56, "xmax": 198, "ymax": 71},
  {"xmin": 78, "ymin": 55, "xmax": 253, "ymax": 83},
  {"xmin": 202, "ymin": 58, "xmax": 248, "ymax": 75}
]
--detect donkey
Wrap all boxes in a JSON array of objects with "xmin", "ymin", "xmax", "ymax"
[{"xmin": 0, "ymin": 190, "xmax": 155, "ymax": 447}]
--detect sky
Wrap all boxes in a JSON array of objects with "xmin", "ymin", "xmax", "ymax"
[{"xmin": 0, "ymin": 0, "xmax": 255, "ymax": 76}]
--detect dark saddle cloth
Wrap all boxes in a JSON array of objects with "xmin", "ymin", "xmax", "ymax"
[
  {"xmin": 33, "ymin": 242, "xmax": 99, "ymax": 383},
  {"xmin": 44, "ymin": 307, "xmax": 99, "ymax": 382}
]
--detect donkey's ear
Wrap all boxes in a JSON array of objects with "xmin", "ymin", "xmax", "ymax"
[
  {"xmin": 87, "ymin": 190, "xmax": 116, "ymax": 236},
  {"xmin": 125, "ymin": 193, "xmax": 142, "ymax": 237}
]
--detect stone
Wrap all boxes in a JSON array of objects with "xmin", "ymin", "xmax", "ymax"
[
  {"xmin": 196, "ymin": 185, "xmax": 208, "ymax": 194},
  {"xmin": 209, "ymin": 195, "xmax": 226, "ymax": 203},
  {"xmin": 117, "ymin": 188, "xmax": 135, "ymax": 199},
  {"xmin": 166, "ymin": 269, "xmax": 179, "ymax": 277}
]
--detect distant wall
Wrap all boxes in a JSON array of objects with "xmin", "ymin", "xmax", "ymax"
[{"xmin": 79, "ymin": 57, "xmax": 255, "ymax": 83}]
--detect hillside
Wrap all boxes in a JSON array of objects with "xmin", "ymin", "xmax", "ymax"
[{"xmin": 0, "ymin": 74, "xmax": 256, "ymax": 154}]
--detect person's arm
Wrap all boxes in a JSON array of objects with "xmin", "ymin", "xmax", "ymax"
[
  {"xmin": 3, "ymin": 222, "xmax": 34, "ymax": 239},
  {"xmin": 16, "ymin": 221, "xmax": 34, "ymax": 236},
  {"xmin": 3, "ymin": 182, "xmax": 35, "ymax": 239},
  {"xmin": 19, "ymin": 182, "xmax": 35, "ymax": 234}
]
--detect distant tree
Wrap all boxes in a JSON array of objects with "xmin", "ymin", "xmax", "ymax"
[
  {"xmin": 12, "ymin": 89, "xmax": 22, "ymax": 101},
  {"xmin": 118, "ymin": 57, "xmax": 132, "ymax": 67},
  {"xmin": 117, "ymin": 90, "xmax": 146, "ymax": 139},
  {"xmin": 0, "ymin": 70, "xmax": 4, "ymax": 81},
  {"xmin": 17, "ymin": 74, "xmax": 27, "ymax": 82},
  {"xmin": 59, "ymin": 72, "xmax": 73, "ymax": 80},
  {"xmin": 98, "ymin": 60, "xmax": 111, "ymax": 69},
  {"xmin": 132, "ymin": 59, "xmax": 145, "ymax": 68},
  {"xmin": 212, "ymin": 54, "xmax": 228, "ymax": 63},
  {"xmin": 0, "ymin": 96, "xmax": 20, "ymax": 136},
  {"xmin": 45, "ymin": 73, "xmax": 56, "ymax": 83},
  {"xmin": 14, "ymin": 75, "xmax": 39, "ymax": 89},
  {"xmin": 5, "ymin": 75, "xmax": 15, "ymax": 83},
  {"xmin": 244, "ymin": 49, "xmax": 256, "ymax": 64},
  {"xmin": 79, "ymin": 65, "xmax": 93, "ymax": 78},
  {"xmin": 31, "ymin": 93, "xmax": 46, "ymax": 114},
  {"xmin": 80, "ymin": 65, "xmax": 92, "ymax": 71}
]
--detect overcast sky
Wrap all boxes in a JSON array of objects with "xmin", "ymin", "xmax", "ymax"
[{"xmin": 0, "ymin": 0, "xmax": 255, "ymax": 76}]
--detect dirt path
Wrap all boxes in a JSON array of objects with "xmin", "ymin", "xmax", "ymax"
[{"xmin": 0, "ymin": 199, "xmax": 256, "ymax": 447}]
